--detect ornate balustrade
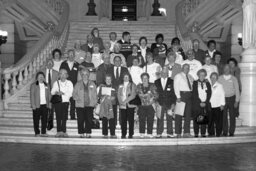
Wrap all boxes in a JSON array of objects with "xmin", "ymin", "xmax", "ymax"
[
  {"xmin": 1, "ymin": 0, "xmax": 69, "ymax": 109},
  {"xmin": 182, "ymin": 0, "xmax": 205, "ymax": 17},
  {"xmin": 44, "ymin": 0, "xmax": 65, "ymax": 15}
]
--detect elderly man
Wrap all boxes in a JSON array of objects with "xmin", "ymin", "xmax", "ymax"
[
  {"xmin": 174, "ymin": 64, "xmax": 194, "ymax": 138},
  {"xmin": 218, "ymin": 64, "xmax": 240, "ymax": 137},
  {"xmin": 96, "ymin": 53, "xmax": 113, "ymax": 86},
  {"xmin": 165, "ymin": 51, "xmax": 182, "ymax": 80},
  {"xmin": 192, "ymin": 39, "xmax": 205, "ymax": 64},
  {"xmin": 182, "ymin": 49, "xmax": 202, "ymax": 80},
  {"xmin": 155, "ymin": 66, "xmax": 176, "ymax": 138}
]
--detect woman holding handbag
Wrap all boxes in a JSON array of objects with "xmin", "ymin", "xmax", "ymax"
[
  {"xmin": 192, "ymin": 69, "xmax": 212, "ymax": 138},
  {"xmin": 117, "ymin": 73, "xmax": 137, "ymax": 139},
  {"xmin": 97, "ymin": 74, "xmax": 117, "ymax": 138},
  {"xmin": 30, "ymin": 72, "xmax": 51, "ymax": 137},
  {"xmin": 51, "ymin": 69, "xmax": 73, "ymax": 138},
  {"xmin": 73, "ymin": 68, "xmax": 97, "ymax": 138}
]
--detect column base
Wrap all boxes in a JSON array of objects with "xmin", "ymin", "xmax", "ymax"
[{"xmin": 239, "ymin": 48, "xmax": 256, "ymax": 126}]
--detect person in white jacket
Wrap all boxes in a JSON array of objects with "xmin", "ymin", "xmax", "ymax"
[
  {"xmin": 202, "ymin": 56, "xmax": 218, "ymax": 82},
  {"xmin": 129, "ymin": 58, "xmax": 144, "ymax": 85},
  {"xmin": 209, "ymin": 72, "xmax": 225, "ymax": 137},
  {"xmin": 51, "ymin": 69, "xmax": 73, "ymax": 138}
]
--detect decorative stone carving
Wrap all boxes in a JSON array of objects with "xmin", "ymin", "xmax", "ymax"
[{"xmin": 86, "ymin": 0, "xmax": 97, "ymax": 16}]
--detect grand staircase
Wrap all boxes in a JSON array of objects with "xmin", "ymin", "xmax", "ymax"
[{"xmin": 0, "ymin": 0, "xmax": 256, "ymax": 146}]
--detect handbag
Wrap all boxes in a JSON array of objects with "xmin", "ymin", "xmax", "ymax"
[
  {"xmin": 50, "ymin": 81, "xmax": 62, "ymax": 104},
  {"xmin": 196, "ymin": 108, "xmax": 209, "ymax": 125}
]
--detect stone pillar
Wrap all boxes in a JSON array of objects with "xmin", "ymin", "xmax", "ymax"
[
  {"xmin": 239, "ymin": 0, "xmax": 256, "ymax": 126},
  {"xmin": 0, "ymin": 61, "xmax": 3, "ymax": 117}
]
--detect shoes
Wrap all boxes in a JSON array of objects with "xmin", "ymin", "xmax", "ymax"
[
  {"xmin": 110, "ymin": 135, "xmax": 117, "ymax": 139},
  {"xmin": 194, "ymin": 135, "xmax": 199, "ymax": 138},
  {"xmin": 80, "ymin": 134, "xmax": 85, "ymax": 138},
  {"xmin": 128, "ymin": 135, "xmax": 133, "ymax": 139},
  {"xmin": 35, "ymin": 134, "xmax": 40, "ymax": 137},
  {"xmin": 223, "ymin": 133, "xmax": 228, "ymax": 137},
  {"xmin": 201, "ymin": 135, "xmax": 206, "ymax": 138},
  {"xmin": 103, "ymin": 135, "xmax": 108, "ymax": 138},
  {"xmin": 176, "ymin": 134, "xmax": 182, "ymax": 138},
  {"xmin": 147, "ymin": 134, "xmax": 154, "ymax": 138},
  {"xmin": 121, "ymin": 136, "xmax": 126, "ymax": 139},
  {"xmin": 183, "ymin": 133, "xmax": 192, "ymax": 138},
  {"xmin": 55, "ymin": 132, "xmax": 62, "ymax": 138},
  {"xmin": 156, "ymin": 134, "xmax": 162, "ymax": 138},
  {"xmin": 229, "ymin": 133, "xmax": 234, "ymax": 137},
  {"xmin": 63, "ymin": 132, "xmax": 69, "ymax": 138},
  {"xmin": 140, "ymin": 134, "xmax": 145, "ymax": 138},
  {"xmin": 167, "ymin": 134, "xmax": 175, "ymax": 138},
  {"xmin": 40, "ymin": 134, "xmax": 48, "ymax": 137},
  {"xmin": 86, "ymin": 134, "xmax": 91, "ymax": 138}
]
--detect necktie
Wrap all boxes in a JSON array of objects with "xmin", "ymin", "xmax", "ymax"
[
  {"xmin": 186, "ymin": 74, "xmax": 192, "ymax": 90},
  {"xmin": 48, "ymin": 69, "xmax": 52, "ymax": 89},
  {"xmin": 116, "ymin": 67, "xmax": 119, "ymax": 79}
]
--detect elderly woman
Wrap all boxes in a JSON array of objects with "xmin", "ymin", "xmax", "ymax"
[
  {"xmin": 52, "ymin": 48, "xmax": 63, "ymax": 72},
  {"xmin": 127, "ymin": 44, "xmax": 143, "ymax": 68},
  {"xmin": 73, "ymin": 68, "xmax": 97, "ymax": 138},
  {"xmin": 109, "ymin": 32, "xmax": 117, "ymax": 52},
  {"xmin": 81, "ymin": 34, "xmax": 94, "ymax": 54},
  {"xmin": 143, "ymin": 52, "xmax": 161, "ymax": 83},
  {"xmin": 110, "ymin": 43, "xmax": 127, "ymax": 67},
  {"xmin": 91, "ymin": 27, "xmax": 104, "ymax": 51},
  {"xmin": 117, "ymin": 73, "xmax": 137, "ymax": 139},
  {"xmin": 30, "ymin": 72, "xmax": 51, "ymax": 137},
  {"xmin": 138, "ymin": 36, "xmax": 151, "ymax": 67},
  {"xmin": 97, "ymin": 74, "xmax": 117, "ymax": 138},
  {"xmin": 202, "ymin": 56, "xmax": 218, "ymax": 82},
  {"xmin": 74, "ymin": 41, "xmax": 86, "ymax": 64},
  {"xmin": 137, "ymin": 73, "xmax": 158, "ymax": 138},
  {"xmin": 209, "ymin": 72, "xmax": 225, "ymax": 137},
  {"xmin": 51, "ymin": 69, "xmax": 73, "ymax": 138},
  {"xmin": 228, "ymin": 58, "xmax": 242, "ymax": 92},
  {"xmin": 192, "ymin": 69, "xmax": 212, "ymax": 138}
]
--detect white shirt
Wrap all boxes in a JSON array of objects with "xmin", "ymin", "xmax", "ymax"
[
  {"xmin": 197, "ymin": 81, "xmax": 207, "ymax": 102},
  {"xmin": 202, "ymin": 64, "xmax": 218, "ymax": 81},
  {"xmin": 174, "ymin": 72, "xmax": 193, "ymax": 98},
  {"xmin": 164, "ymin": 52, "xmax": 184, "ymax": 66},
  {"xmin": 140, "ymin": 46, "xmax": 147, "ymax": 62},
  {"xmin": 92, "ymin": 53, "xmax": 103, "ymax": 68},
  {"xmin": 182, "ymin": 59, "xmax": 202, "ymax": 80},
  {"xmin": 110, "ymin": 40, "xmax": 117, "ymax": 52},
  {"xmin": 114, "ymin": 66, "xmax": 120, "ymax": 78},
  {"xmin": 51, "ymin": 80, "xmax": 73, "ymax": 102},
  {"xmin": 39, "ymin": 83, "xmax": 46, "ymax": 105},
  {"xmin": 143, "ymin": 62, "xmax": 162, "ymax": 83},
  {"xmin": 129, "ymin": 66, "xmax": 144, "ymax": 85},
  {"xmin": 53, "ymin": 60, "xmax": 63, "ymax": 72},
  {"xmin": 67, "ymin": 60, "xmax": 74, "ymax": 70},
  {"xmin": 45, "ymin": 69, "xmax": 52, "ymax": 84},
  {"xmin": 161, "ymin": 78, "xmax": 167, "ymax": 90},
  {"xmin": 210, "ymin": 82, "xmax": 225, "ymax": 108},
  {"xmin": 208, "ymin": 49, "xmax": 216, "ymax": 58}
]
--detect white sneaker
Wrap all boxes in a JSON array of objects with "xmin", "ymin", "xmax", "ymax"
[
  {"xmin": 167, "ymin": 134, "xmax": 175, "ymax": 138},
  {"xmin": 140, "ymin": 134, "xmax": 145, "ymax": 138},
  {"xmin": 147, "ymin": 134, "xmax": 154, "ymax": 138}
]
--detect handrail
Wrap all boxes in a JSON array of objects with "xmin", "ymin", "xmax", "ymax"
[{"xmin": 2, "ymin": 0, "xmax": 70, "ymax": 107}]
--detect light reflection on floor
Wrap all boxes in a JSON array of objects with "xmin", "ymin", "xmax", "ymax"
[{"xmin": 0, "ymin": 143, "xmax": 256, "ymax": 171}]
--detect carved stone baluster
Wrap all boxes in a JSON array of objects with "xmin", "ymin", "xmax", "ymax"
[
  {"xmin": 28, "ymin": 62, "xmax": 33, "ymax": 80},
  {"xmin": 32, "ymin": 59, "xmax": 37, "ymax": 75},
  {"xmin": 36, "ymin": 55, "xmax": 40, "ymax": 71},
  {"xmin": 17, "ymin": 70, "xmax": 23, "ymax": 90},
  {"xmin": 23, "ymin": 66, "xmax": 28, "ymax": 84},
  {"xmin": 4, "ymin": 73, "xmax": 11, "ymax": 99},
  {"xmin": 11, "ymin": 72, "xmax": 18, "ymax": 94},
  {"xmin": 40, "ymin": 52, "xmax": 44, "ymax": 66}
]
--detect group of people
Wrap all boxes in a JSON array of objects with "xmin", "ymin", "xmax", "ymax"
[{"xmin": 30, "ymin": 28, "xmax": 241, "ymax": 139}]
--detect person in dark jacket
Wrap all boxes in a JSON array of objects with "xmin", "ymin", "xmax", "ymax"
[
  {"xmin": 151, "ymin": 34, "xmax": 168, "ymax": 67},
  {"xmin": 60, "ymin": 49, "xmax": 79, "ymax": 120},
  {"xmin": 117, "ymin": 31, "xmax": 132, "ymax": 60},
  {"xmin": 96, "ymin": 53, "xmax": 113, "ymax": 86},
  {"xmin": 192, "ymin": 69, "xmax": 212, "ymax": 137},
  {"xmin": 155, "ymin": 66, "xmax": 176, "ymax": 138},
  {"xmin": 91, "ymin": 27, "xmax": 104, "ymax": 51}
]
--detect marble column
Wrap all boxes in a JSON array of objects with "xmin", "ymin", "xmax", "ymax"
[{"xmin": 239, "ymin": 0, "xmax": 256, "ymax": 126}]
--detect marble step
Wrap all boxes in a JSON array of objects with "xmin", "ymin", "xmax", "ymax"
[
  {"xmin": 0, "ymin": 126, "xmax": 254, "ymax": 137},
  {"xmin": 0, "ymin": 133, "xmax": 256, "ymax": 146},
  {"xmin": 0, "ymin": 117, "xmax": 244, "ymax": 128}
]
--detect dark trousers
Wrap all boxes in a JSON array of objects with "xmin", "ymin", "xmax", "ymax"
[
  {"xmin": 175, "ymin": 92, "xmax": 192, "ymax": 135},
  {"xmin": 113, "ymin": 105, "xmax": 118, "ymax": 126},
  {"xmin": 55, "ymin": 102, "xmax": 69, "ymax": 133},
  {"xmin": 47, "ymin": 106, "xmax": 55, "ymax": 130},
  {"xmin": 157, "ymin": 105, "xmax": 173, "ymax": 135},
  {"xmin": 193, "ymin": 107, "xmax": 207, "ymax": 136},
  {"xmin": 102, "ymin": 117, "xmax": 115, "ymax": 136},
  {"xmin": 76, "ymin": 107, "xmax": 94, "ymax": 134},
  {"xmin": 32, "ymin": 105, "xmax": 48, "ymax": 135},
  {"xmin": 120, "ymin": 107, "xmax": 135, "ymax": 137},
  {"xmin": 70, "ymin": 97, "xmax": 76, "ymax": 119},
  {"xmin": 211, "ymin": 107, "xmax": 223, "ymax": 136},
  {"xmin": 223, "ymin": 96, "xmax": 236, "ymax": 135},
  {"xmin": 138, "ymin": 105, "xmax": 154, "ymax": 134}
]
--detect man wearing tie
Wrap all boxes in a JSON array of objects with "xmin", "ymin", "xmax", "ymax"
[
  {"xmin": 107, "ymin": 56, "xmax": 129, "ymax": 125},
  {"xmin": 155, "ymin": 67, "xmax": 176, "ymax": 138},
  {"xmin": 60, "ymin": 49, "xmax": 79, "ymax": 120},
  {"xmin": 45, "ymin": 59, "xmax": 59, "ymax": 130},
  {"xmin": 174, "ymin": 64, "xmax": 194, "ymax": 138}
]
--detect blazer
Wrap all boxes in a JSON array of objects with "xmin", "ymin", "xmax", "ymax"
[
  {"xmin": 117, "ymin": 82, "xmax": 137, "ymax": 108},
  {"xmin": 138, "ymin": 47, "xmax": 151, "ymax": 67},
  {"xmin": 60, "ymin": 60, "xmax": 79, "ymax": 85},
  {"xmin": 154, "ymin": 78, "xmax": 176, "ymax": 108},
  {"xmin": 44, "ymin": 69, "xmax": 59, "ymax": 89},
  {"xmin": 165, "ymin": 63, "xmax": 182, "ymax": 80},
  {"xmin": 72, "ymin": 80, "xmax": 97, "ymax": 108},
  {"xmin": 192, "ymin": 80, "xmax": 212, "ymax": 117},
  {"xmin": 30, "ymin": 81, "xmax": 51, "ymax": 110},
  {"xmin": 106, "ymin": 66, "xmax": 129, "ymax": 89}
]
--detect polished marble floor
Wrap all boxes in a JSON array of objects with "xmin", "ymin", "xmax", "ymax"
[{"xmin": 0, "ymin": 142, "xmax": 256, "ymax": 171}]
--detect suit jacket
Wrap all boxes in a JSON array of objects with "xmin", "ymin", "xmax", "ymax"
[
  {"xmin": 165, "ymin": 63, "xmax": 182, "ymax": 80},
  {"xmin": 193, "ymin": 49, "xmax": 205, "ymax": 64},
  {"xmin": 106, "ymin": 66, "xmax": 129, "ymax": 89},
  {"xmin": 30, "ymin": 81, "xmax": 51, "ymax": 109},
  {"xmin": 138, "ymin": 47, "xmax": 151, "ymax": 68},
  {"xmin": 44, "ymin": 68, "xmax": 59, "ymax": 89},
  {"xmin": 155, "ymin": 78, "xmax": 176, "ymax": 108},
  {"xmin": 60, "ymin": 60, "xmax": 79, "ymax": 85},
  {"xmin": 192, "ymin": 80, "xmax": 212, "ymax": 117},
  {"xmin": 96, "ymin": 63, "xmax": 113, "ymax": 86}
]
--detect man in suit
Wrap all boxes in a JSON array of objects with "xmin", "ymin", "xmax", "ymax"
[
  {"xmin": 96, "ymin": 53, "xmax": 113, "ymax": 86},
  {"xmin": 155, "ymin": 67, "xmax": 176, "ymax": 138},
  {"xmin": 165, "ymin": 51, "xmax": 182, "ymax": 80},
  {"xmin": 45, "ymin": 59, "xmax": 59, "ymax": 130},
  {"xmin": 107, "ymin": 56, "xmax": 129, "ymax": 125},
  {"xmin": 60, "ymin": 49, "xmax": 79, "ymax": 120}
]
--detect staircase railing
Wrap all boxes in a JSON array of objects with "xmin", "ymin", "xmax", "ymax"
[{"xmin": 2, "ymin": 0, "xmax": 70, "ymax": 109}]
